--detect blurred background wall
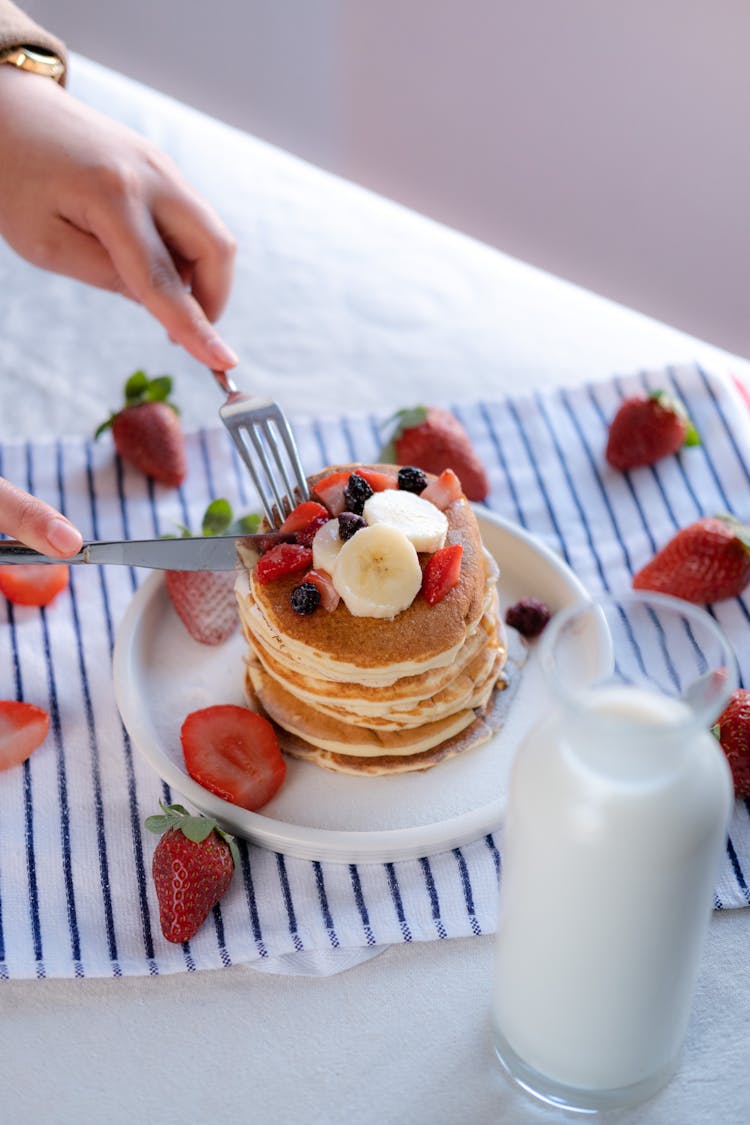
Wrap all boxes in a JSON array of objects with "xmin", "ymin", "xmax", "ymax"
[{"xmin": 25, "ymin": 0, "xmax": 750, "ymax": 358}]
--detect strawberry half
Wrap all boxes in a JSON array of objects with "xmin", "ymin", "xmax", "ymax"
[
  {"xmin": 421, "ymin": 543, "xmax": 463, "ymax": 606},
  {"xmin": 712, "ymin": 689, "xmax": 750, "ymax": 798},
  {"xmin": 165, "ymin": 500, "xmax": 260, "ymax": 645},
  {"xmin": 0, "ymin": 700, "xmax": 50, "ymax": 770},
  {"xmin": 380, "ymin": 406, "xmax": 490, "ymax": 501},
  {"xmin": 0, "ymin": 564, "xmax": 70, "ymax": 607},
  {"xmin": 633, "ymin": 515, "xmax": 750, "ymax": 604},
  {"xmin": 605, "ymin": 390, "xmax": 700, "ymax": 470},
  {"xmin": 146, "ymin": 802, "xmax": 239, "ymax": 944},
  {"xmin": 165, "ymin": 570, "xmax": 239, "ymax": 645},
  {"xmin": 181, "ymin": 704, "xmax": 286, "ymax": 811},
  {"xmin": 95, "ymin": 370, "xmax": 186, "ymax": 487}
]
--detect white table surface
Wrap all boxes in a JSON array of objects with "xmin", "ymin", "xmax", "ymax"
[{"xmin": 1, "ymin": 55, "xmax": 749, "ymax": 1125}]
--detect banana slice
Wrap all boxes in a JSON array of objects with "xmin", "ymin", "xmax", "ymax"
[
  {"xmin": 363, "ymin": 489, "xmax": 448, "ymax": 553},
  {"xmin": 333, "ymin": 524, "xmax": 422, "ymax": 618},
  {"xmin": 312, "ymin": 518, "xmax": 343, "ymax": 574}
]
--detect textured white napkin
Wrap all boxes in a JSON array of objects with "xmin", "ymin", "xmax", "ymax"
[{"xmin": 0, "ymin": 362, "xmax": 748, "ymax": 980}]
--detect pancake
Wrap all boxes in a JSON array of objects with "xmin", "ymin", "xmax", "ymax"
[{"xmin": 236, "ymin": 463, "xmax": 508, "ymax": 775}]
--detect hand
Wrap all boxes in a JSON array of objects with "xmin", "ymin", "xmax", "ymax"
[
  {"xmin": 0, "ymin": 65, "xmax": 238, "ymax": 370},
  {"xmin": 0, "ymin": 477, "xmax": 82, "ymax": 557}
]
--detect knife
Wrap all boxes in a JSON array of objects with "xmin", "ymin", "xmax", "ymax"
[{"xmin": 0, "ymin": 532, "xmax": 293, "ymax": 571}]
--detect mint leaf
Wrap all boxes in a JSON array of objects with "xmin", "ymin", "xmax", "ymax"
[{"xmin": 202, "ymin": 498, "xmax": 233, "ymax": 537}]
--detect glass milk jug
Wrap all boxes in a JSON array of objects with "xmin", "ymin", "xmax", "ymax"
[{"xmin": 492, "ymin": 592, "xmax": 736, "ymax": 1113}]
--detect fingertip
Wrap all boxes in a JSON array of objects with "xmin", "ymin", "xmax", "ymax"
[
  {"xmin": 45, "ymin": 518, "xmax": 83, "ymax": 558},
  {"xmin": 206, "ymin": 336, "xmax": 239, "ymax": 369}
]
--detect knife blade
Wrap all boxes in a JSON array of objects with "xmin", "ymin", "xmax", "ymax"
[{"xmin": 0, "ymin": 531, "xmax": 293, "ymax": 571}]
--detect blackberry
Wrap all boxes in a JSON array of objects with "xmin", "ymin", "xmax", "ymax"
[
  {"xmin": 398, "ymin": 466, "xmax": 427, "ymax": 494},
  {"xmin": 505, "ymin": 598, "xmax": 551, "ymax": 639},
  {"xmin": 291, "ymin": 581, "xmax": 321, "ymax": 615},
  {"xmin": 338, "ymin": 512, "xmax": 366, "ymax": 541},
  {"xmin": 343, "ymin": 472, "xmax": 373, "ymax": 515}
]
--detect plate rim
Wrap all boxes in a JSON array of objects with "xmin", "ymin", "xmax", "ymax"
[{"xmin": 113, "ymin": 508, "xmax": 588, "ymax": 863}]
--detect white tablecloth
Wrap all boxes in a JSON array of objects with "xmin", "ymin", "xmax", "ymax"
[{"xmin": 0, "ymin": 54, "xmax": 749, "ymax": 1124}]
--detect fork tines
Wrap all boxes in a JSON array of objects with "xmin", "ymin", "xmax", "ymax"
[{"xmin": 223, "ymin": 401, "xmax": 309, "ymax": 528}]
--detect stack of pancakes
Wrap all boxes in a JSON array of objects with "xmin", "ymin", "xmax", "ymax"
[{"xmin": 236, "ymin": 466, "xmax": 507, "ymax": 775}]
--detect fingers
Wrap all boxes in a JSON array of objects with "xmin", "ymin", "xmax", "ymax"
[
  {"xmin": 155, "ymin": 188, "xmax": 237, "ymax": 323},
  {"xmin": 0, "ymin": 478, "xmax": 82, "ymax": 557},
  {"xmin": 87, "ymin": 179, "xmax": 238, "ymax": 370}
]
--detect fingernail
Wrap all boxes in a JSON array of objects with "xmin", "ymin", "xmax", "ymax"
[
  {"xmin": 46, "ymin": 518, "xmax": 83, "ymax": 556},
  {"xmin": 207, "ymin": 336, "xmax": 239, "ymax": 369}
]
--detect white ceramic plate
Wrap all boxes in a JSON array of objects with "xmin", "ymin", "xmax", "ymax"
[{"xmin": 113, "ymin": 510, "xmax": 588, "ymax": 863}]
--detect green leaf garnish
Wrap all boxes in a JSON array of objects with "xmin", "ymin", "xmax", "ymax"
[{"xmin": 202, "ymin": 498, "xmax": 234, "ymax": 537}]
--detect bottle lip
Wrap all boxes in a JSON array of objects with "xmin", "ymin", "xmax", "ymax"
[{"xmin": 537, "ymin": 590, "xmax": 738, "ymax": 732}]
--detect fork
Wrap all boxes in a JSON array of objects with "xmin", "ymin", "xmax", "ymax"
[{"xmin": 212, "ymin": 369, "xmax": 309, "ymax": 528}]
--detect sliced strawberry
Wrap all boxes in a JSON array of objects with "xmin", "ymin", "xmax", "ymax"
[
  {"xmin": 421, "ymin": 543, "xmax": 463, "ymax": 605},
  {"xmin": 279, "ymin": 501, "xmax": 329, "ymax": 534},
  {"xmin": 294, "ymin": 515, "xmax": 330, "ymax": 548},
  {"xmin": 311, "ymin": 471, "xmax": 351, "ymax": 516},
  {"xmin": 0, "ymin": 564, "xmax": 70, "ymax": 607},
  {"xmin": 165, "ymin": 570, "xmax": 239, "ymax": 645},
  {"xmin": 0, "ymin": 700, "xmax": 50, "ymax": 770},
  {"xmin": 181, "ymin": 704, "xmax": 286, "ymax": 811},
  {"xmin": 304, "ymin": 568, "xmax": 340, "ymax": 612},
  {"xmin": 356, "ymin": 468, "xmax": 398, "ymax": 492},
  {"xmin": 255, "ymin": 543, "xmax": 313, "ymax": 584},
  {"xmin": 420, "ymin": 469, "xmax": 464, "ymax": 511}
]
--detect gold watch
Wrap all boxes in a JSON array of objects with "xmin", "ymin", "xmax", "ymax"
[{"xmin": 0, "ymin": 44, "xmax": 65, "ymax": 82}]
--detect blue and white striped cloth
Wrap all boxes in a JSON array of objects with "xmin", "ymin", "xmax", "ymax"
[{"xmin": 1, "ymin": 363, "xmax": 748, "ymax": 980}]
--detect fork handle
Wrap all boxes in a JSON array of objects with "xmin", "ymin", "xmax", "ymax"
[{"xmin": 211, "ymin": 368, "xmax": 239, "ymax": 396}]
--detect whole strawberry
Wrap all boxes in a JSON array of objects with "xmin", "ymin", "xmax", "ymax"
[
  {"xmin": 165, "ymin": 499, "xmax": 260, "ymax": 645},
  {"xmin": 380, "ymin": 406, "xmax": 490, "ymax": 501},
  {"xmin": 606, "ymin": 389, "xmax": 700, "ymax": 470},
  {"xmin": 633, "ymin": 515, "xmax": 750, "ymax": 604},
  {"xmin": 712, "ymin": 689, "xmax": 750, "ymax": 798},
  {"xmin": 146, "ymin": 802, "xmax": 239, "ymax": 944},
  {"xmin": 95, "ymin": 370, "xmax": 187, "ymax": 487}
]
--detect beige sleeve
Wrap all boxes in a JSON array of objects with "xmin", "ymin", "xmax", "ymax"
[{"xmin": 0, "ymin": 1, "xmax": 68, "ymax": 84}]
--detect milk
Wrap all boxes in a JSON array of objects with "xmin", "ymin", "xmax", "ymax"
[{"xmin": 492, "ymin": 683, "xmax": 733, "ymax": 1109}]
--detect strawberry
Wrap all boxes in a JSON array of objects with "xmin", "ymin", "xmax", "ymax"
[
  {"xmin": 303, "ymin": 568, "xmax": 340, "ymax": 612},
  {"xmin": 633, "ymin": 515, "xmax": 750, "ymax": 604},
  {"xmin": 712, "ymin": 689, "xmax": 750, "ymax": 798},
  {"xmin": 145, "ymin": 801, "xmax": 239, "ymax": 944},
  {"xmin": 356, "ymin": 468, "xmax": 398, "ymax": 492},
  {"xmin": 166, "ymin": 570, "xmax": 239, "ymax": 645},
  {"xmin": 279, "ymin": 501, "xmax": 329, "ymax": 535},
  {"xmin": 165, "ymin": 500, "xmax": 260, "ymax": 645},
  {"xmin": 95, "ymin": 370, "xmax": 187, "ymax": 487},
  {"xmin": 420, "ymin": 468, "xmax": 464, "ymax": 511},
  {"xmin": 312, "ymin": 471, "xmax": 351, "ymax": 516},
  {"xmin": 255, "ymin": 542, "xmax": 313, "ymax": 584},
  {"xmin": 605, "ymin": 389, "xmax": 700, "ymax": 470},
  {"xmin": 181, "ymin": 704, "xmax": 286, "ymax": 811},
  {"xmin": 293, "ymin": 515, "xmax": 330, "ymax": 548},
  {"xmin": 380, "ymin": 407, "xmax": 490, "ymax": 501},
  {"xmin": 421, "ymin": 543, "xmax": 463, "ymax": 606},
  {"xmin": 0, "ymin": 700, "xmax": 50, "ymax": 770},
  {"xmin": 0, "ymin": 564, "xmax": 69, "ymax": 607}
]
